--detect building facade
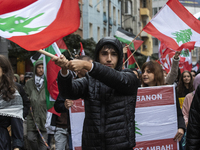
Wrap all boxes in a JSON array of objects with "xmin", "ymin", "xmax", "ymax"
[
  {"xmin": 140, "ymin": 0, "xmax": 153, "ymax": 56},
  {"xmin": 82, "ymin": 0, "xmax": 122, "ymax": 42}
]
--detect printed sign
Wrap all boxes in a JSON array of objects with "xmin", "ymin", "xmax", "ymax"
[{"xmin": 69, "ymin": 85, "xmax": 179, "ymax": 150}]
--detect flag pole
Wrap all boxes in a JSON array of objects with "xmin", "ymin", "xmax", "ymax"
[
  {"xmin": 124, "ymin": 29, "xmax": 143, "ymax": 65},
  {"xmin": 38, "ymin": 49, "xmax": 58, "ymax": 59}
]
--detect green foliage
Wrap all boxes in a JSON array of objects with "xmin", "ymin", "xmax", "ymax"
[
  {"xmin": 8, "ymin": 34, "xmax": 96, "ymax": 61},
  {"xmin": 63, "ymin": 34, "xmax": 96, "ymax": 59},
  {"xmin": 8, "ymin": 41, "xmax": 36, "ymax": 61}
]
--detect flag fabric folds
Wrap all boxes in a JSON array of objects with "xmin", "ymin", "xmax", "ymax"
[
  {"xmin": 0, "ymin": 0, "xmax": 80, "ymax": 50},
  {"xmin": 115, "ymin": 28, "xmax": 143, "ymax": 50},
  {"xmin": 143, "ymin": 0, "xmax": 200, "ymax": 51},
  {"xmin": 158, "ymin": 42, "xmax": 192, "ymax": 73},
  {"xmin": 79, "ymin": 42, "xmax": 85, "ymax": 56},
  {"xmin": 126, "ymin": 47, "xmax": 136, "ymax": 69}
]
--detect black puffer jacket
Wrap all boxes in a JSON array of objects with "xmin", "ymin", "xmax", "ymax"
[
  {"xmin": 58, "ymin": 37, "xmax": 138, "ymax": 150},
  {"xmin": 186, "ymin": 85, "xmax": 200, "ymax": 150}
]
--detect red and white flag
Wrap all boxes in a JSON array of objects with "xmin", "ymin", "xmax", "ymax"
[
  {"xmin": 79, "ymin": 42, "xmax": 85, "ymax": 56},
  {"xmin": 159, "ymin": 42, "xmax": 192, "ymax": 73},
  {"xmin": 0, "ymin": 0, "xmax": 80, "ymax": 50},
  {"xmin": 143, "ymin": 0, "xmax": 200, "ymax": 51}
]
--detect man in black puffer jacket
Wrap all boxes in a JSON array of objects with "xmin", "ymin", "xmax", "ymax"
[
  {"xmin": 53, "ymin": 37, "xmax": 138, "ymax": 150},
  {"xmin": 186, "ymin": 84, "xmax": 200, "ymax": 150}
]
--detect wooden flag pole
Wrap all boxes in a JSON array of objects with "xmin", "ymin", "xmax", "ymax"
[
  {"xmin": 124, "ymin": 29, "xmax": 143, "ymax": 67},
  {"xmin": 38, "ymin": 49, "xmax": 58, "ymax": 59}
]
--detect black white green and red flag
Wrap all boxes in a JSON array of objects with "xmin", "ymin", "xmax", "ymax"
[
  {"xmin": 192, "ymin": 63, "xmax": 200, "ymax": 72},
  {"xmin": 126, "ymin": 47, "xmax": 136, "ymax": 69},
  {"xmin": 0, "ymin": 0, "xmax": 80, "ymax": 50},
  {"xmin": 115, "ymin": 28, "xmax": 143, "ymax": 50},
  {"xmin": 43, "ymin": 42, "xmax": 66, "ymax": 116},
  {"xmin": 143, "ymin": 0, "xmax": 200, "ymax": 51},
  {"xmin": 79, "ymin": 42, "xmax": 85, "ymax": 56}
]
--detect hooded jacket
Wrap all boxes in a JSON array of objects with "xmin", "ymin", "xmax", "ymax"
[
  {"xmin": 58, "ymin": 37, "xmax": 138, "ymax": 150},
  {"xmin": 24, "ymin": 60, "xmax": 46, "ymax": 132}
]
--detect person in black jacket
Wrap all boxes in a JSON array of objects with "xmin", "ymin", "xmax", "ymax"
[
  {"xmin": 186, "ymin": 84, "xmax": 200, "ymax": 150},
  {"xmin": 53, "ymin": 37, "xmax": 138, "ymax": 150}
]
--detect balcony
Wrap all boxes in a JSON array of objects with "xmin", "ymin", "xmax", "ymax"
[
  {"xmin": 141, "ymin": 31, "xmax": 148, "ymax": 37},
  {"xmin": 140, "ymin": 8, "xmax": 149, "ymax": 16}
]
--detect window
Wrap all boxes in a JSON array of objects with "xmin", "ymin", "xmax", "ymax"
[
  {"xmin": 142, "ymin": 0, "xmax": 146, "ymax": 8},
  {"xmin": 113, "ymin": 7, "xmax": 116, "ymax": 25},
  {"xmin": 118, "ymin": 10, "xmax": 121, "ymax": 25},
  {"xmin": 153, "ymin": 38, "xmax": 158, "ymax": 46},
  {"xmin": 89, "ymin": 0, "xmax": 93, "ymax": 7},
  {"xmin": 97, "ymin": 0, "xmax": 100, "ymax": 12},
  {"xmin": 97, "ymin": 27, "xmax": 100, "ymax": 41},
  {"xmin": 89, "ymin": 23, "xmax": 93, "ymax": 38},
  {"xmin": 103, "ymin": 0, "xmax": 106, "ymax": 12},
  {"xmin": 153, "ymin": 8, "xmax": 157, "ymax": 16},
  {"xmin": 125, "ymin": 1, "xmax": 132, "ymax": 15},
  {"xmin": 104, "ymin": 28, "xmax": 107, "ymax": 37}
]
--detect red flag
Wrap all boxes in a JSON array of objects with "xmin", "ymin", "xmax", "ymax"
[
  {"xmin": 79, "ymin": 42, "xmax": 85, "ymax": 56},
  {"xmin": 133, "ymin": 40, "xmax": 144, "ymax": 51},
  {"xmin": 126, "ymin": 47, "xmax": 136, "ymax": 69}
]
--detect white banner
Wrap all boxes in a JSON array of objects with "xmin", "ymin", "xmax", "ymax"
[{"xmin": 69, "ymin": 85, "xmax": 179, "ymax": 150}]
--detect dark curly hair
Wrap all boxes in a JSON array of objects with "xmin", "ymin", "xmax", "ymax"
[
  {"xmin": 177, "ymin": 70, "xmax": 193, "ymax": 97},
  {"xmin": 0, "ymin": 55, "xmax": 16, "ymax": 101},
  {"xmin": 141, "ymin": 60, "xmax": 164, "ymax": 87}
]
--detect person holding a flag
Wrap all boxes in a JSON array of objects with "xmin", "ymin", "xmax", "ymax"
[
  {"xmin": 53, "ymin": 37, "xmax": 138, "ymax": 150},
  {"xmin": 24, "ymin": 60, "xmax": 47, "ymax": 150}
]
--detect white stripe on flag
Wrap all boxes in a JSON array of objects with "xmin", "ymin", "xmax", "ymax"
[
  {"xmin": 115, "ymin": 30, "xmax": 134, "ymax": 42},
  {"xmin": 151, "ymin": 5, "xmax": 200, "ymax": 46}
]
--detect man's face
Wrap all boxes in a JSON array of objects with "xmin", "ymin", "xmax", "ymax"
[
  {"xmin": 36, "ymin": 64, "xmax": 44, "ymax": 77},
  {"xmin": 20, "ymin": 74, "xmax": 24, "ymax": 81},
  {"xmin": 98, "ymin": 48, "xmax": 118, "ymax": 69}
]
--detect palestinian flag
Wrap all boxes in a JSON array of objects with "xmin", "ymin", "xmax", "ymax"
[
  {"xmin": 0, "ymin": 0, "xmax": 80, "ymax": 50},
  {"xmin": 126, "ymin": 47, "xmax": 136, "ymax": 68},
  {"xmin": 115, "ymin": 28, "xmax": 143, "ymax": 50},
  {"xmin": 192, "ymin": 63, "xmax": 200, "ymax": 72},
  {"xmin": 44, "ymin": 42, "xmax": 66, "ymax": 116},
  {"xmin": 30, "ymin": 38, "xmax": 67, "ymax": 65},
  {"xmin": 143, "ymin": 0, "xmax": 200, "ymax": 51},
  {"xmin": 79, "ymin": 42, "xmax": 85, "ymax": 56}
]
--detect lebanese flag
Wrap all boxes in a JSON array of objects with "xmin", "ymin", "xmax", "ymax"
[
  {"xmin": 159, "ymin": 42, "xmax": 192, "ymax": 73},
  {"xmin": 79, "ymin": 42, "xmax": 85, "ymax": 56},
  {"xmin": 192, "ymin": 63, "xmax": 200, "ymax": 72},
  {"xmin": 143, "ymin": 0, "xmax": 200, "ymax": 51},
  {"xmin": 126, "ymin": 47, "xmax": 136, "ymax": 68},
  {"xmin": 0, "ymin": 0, "xmax": 80, "ymax": 50},
  {"xmin": 43, "ymin": 42, "xmax": 66, "ymax": 116}
]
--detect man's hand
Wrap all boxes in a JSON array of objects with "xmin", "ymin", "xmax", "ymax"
[
  {"xmin": 174, "ymin": 51, "xmax": 181, "ymax": 60},
  {"xmin": 173, "ymin": 128, "xmax": 184, "ymax": 141},
  {"xmin": 52, "ymin": 54, "xmax": 69, "ymax": 75},
  {"xmin": 69, "ymin": 59, "xmax": 92, "ymax": 72},
  {"xmin": 123, "ymin": 45, "xmax": 129, "ymax": 54},
  {"xmin": 64, "ymin": 99, "xmax": 73, "ymax": 109}
]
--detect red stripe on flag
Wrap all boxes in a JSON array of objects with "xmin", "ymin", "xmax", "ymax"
[
  {"xmin": 9, "ymin": 0, "xmax": 80, "ymax": 51},
  {"xmin": 133, "ymin": 40, "xmax": 143, "ymax": 51},
  {"xmin": 143, "ymin": 23, "xmax": 179, "ymax": 50},
  {"xmin": 167, "ymin": 0, "xmax": 200, "ymax": 34},
  {"xmin": 47, "ymin": 59, "xmax": 60, "ymax": 100},
  {"xmin": 0, "ymin": 0, "xmax": 37, "ymax": 15},
  {"xmin": 56, "ymin": 38, "xmax": 68, "ymax": 50}
]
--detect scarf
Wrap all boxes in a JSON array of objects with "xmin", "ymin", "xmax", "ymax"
[
  {"xmin": 35, "ymin": 75, "xmax": 44, "ymax": 91},
  {"xmin": 0, "ymin": 90, "xmax": 23, "ymax": 120}
]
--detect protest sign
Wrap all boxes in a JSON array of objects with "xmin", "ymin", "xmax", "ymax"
[{"xmin": 69, "ymin": 85, "xmax": 179, "ymax": 150}]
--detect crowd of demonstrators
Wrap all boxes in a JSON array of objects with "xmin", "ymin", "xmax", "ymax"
[
  {"xmin": 0, "ymin": 55, "xmax": 24, "ymax": 150},
  {"xmin": 53, "ymin": 37, "xmax": 139, "ymax": 150},
  {"xmin": 2, "ymin": 36, "xmax": 200, "ymax": 150},
  {"xmin": 24, "ymin": 60, "xmax": 47, "ymax": 150},
  {"xmin": 182, "ymin": 74, "xmax": 200, "ymax": 127}
]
